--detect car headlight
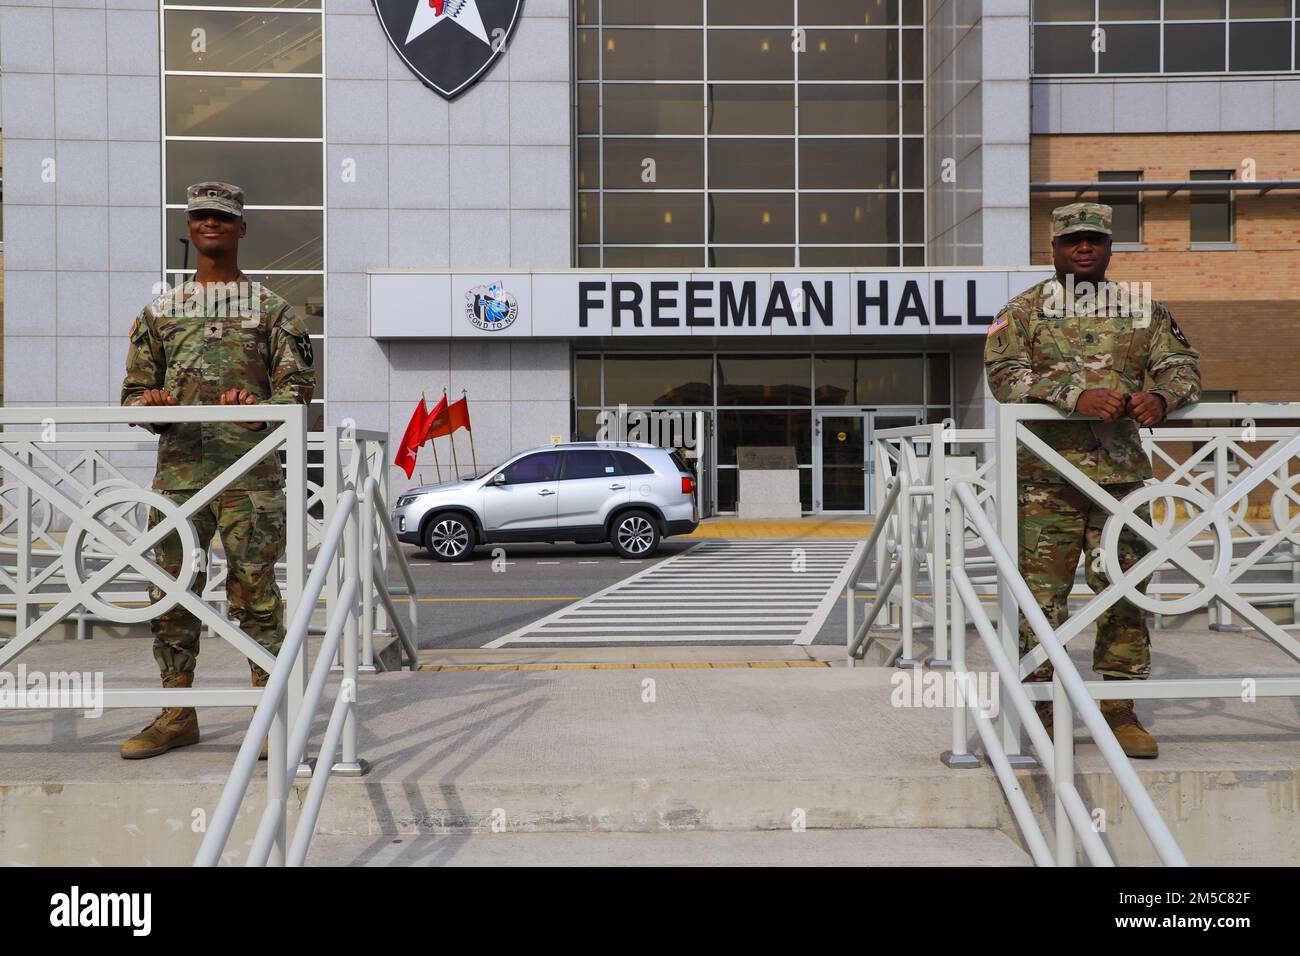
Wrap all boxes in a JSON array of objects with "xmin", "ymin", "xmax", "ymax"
[{"xmin": 396, "ymin": 495, "xmax": 418, "ymax": 508}]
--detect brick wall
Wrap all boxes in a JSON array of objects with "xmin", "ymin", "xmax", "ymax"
[{"xmin": 1030, "ymin": 132, "xmax": 1300, "ymax": 402}]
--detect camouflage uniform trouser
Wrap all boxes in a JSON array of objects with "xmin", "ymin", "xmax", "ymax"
[
  {"xmin": 1018, "ymin": 481, "xmax": 1152, "ymax": 682},
  {"xmin": 147, "ymin": 488, "xmax": 287, "ymax": 679}
]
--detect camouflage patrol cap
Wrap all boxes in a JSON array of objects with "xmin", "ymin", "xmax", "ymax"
[
  {"xmin": 186, "ymin": 181, "xmax": 245, "ymax": 218},
  {"xmin": 1052, "ymin": 201, "xmax": 1112, "ymax": 238}
]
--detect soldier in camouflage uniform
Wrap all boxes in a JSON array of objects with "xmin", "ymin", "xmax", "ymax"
[
  {"xmin": 985, "ymin": 202, "xmax": 1200, "ymax": 758},
  {"xmin": 119, "ymin": 182, "xmax": 316, "ymax": 759}
]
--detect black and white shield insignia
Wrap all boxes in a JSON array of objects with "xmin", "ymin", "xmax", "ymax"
[{"xmin": 374, "ymin": 0, "xmax": 523, "ymax": 100}]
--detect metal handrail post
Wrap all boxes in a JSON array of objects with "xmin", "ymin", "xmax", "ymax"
[
  {"xmin": 941, "ymin": 489, "xmax": 978, "ymax": 768},
  {"xmin": 898, "ymin": 460, "xmax": 916, "ymax": 667},
  {"xmin": 16, "ymin": 447, "xmax": 32, "ymax": 633},
  {"xmin": 267, "ymin": 694, "xmax": 288, "ymax": 866},
  {"xmin": 323, "ymin": 426, "xmax": 341, "ymax": 667},
  {"xmin": 359, "ymin": 453, "xmax": 376, "ymax": 671},
  {"xmin": 335, "ymin": 482, "xmax": 363, "ymax": 773},
  {"xmin": 372, "ymin": 439, "xmax": 391, "ymax": 634},
  {"xmin": 995, "ymin": 404, "xmax": 1026, "ymax": 759},
  {"xmin": 1053, "ymin": 676, "xmax": 1075, "ymax": 866},
  {"xmin": 283, "ymin": 405, "xmax": 308, "ymax": 740},
  {"xmin": 930, "ymin": 422, "xmax": 950, "ymax": 666}
]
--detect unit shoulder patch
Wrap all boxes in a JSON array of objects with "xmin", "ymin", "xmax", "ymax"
[{"xmin": 1170, "ymin": 318, "xmax": 1190, "ymax": 348}]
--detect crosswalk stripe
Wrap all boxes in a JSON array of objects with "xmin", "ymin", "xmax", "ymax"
[{"xmin": 482, "ymin": 540, "xmax": 865, "ymax": 648}]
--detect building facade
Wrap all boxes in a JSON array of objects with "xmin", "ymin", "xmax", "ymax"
[{"xmin": 2, "ymin": 0, "xmax": 1297, "ymax": 513}]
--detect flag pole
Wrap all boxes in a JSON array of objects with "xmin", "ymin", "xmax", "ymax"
[
  {"xmin": 463, "ymin": 389, "xmax": 478, "ymax": 476},
  {"xmin": 444, "ymin": 388, "xmax": 460, "ymax": 479},
  {"xmin": 431, "ymin": 438, "xmax": 442, "ymax": 484}
]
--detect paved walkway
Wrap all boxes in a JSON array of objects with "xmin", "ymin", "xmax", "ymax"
[
  {"xmin": 483, "ymin": 539, "xmax": 864, "ymax": 647},
  {"xmin": 685, "ymin": 516, "xmax": 875, "ymax": 538}
]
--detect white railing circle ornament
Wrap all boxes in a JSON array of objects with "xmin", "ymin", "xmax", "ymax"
[
  {"xmin": 81, "ymin": 478, "xmax": 151, "ymax": 534},
  {"xmin": 1099, "ymin": 483, "xmax": 1233, "ymax": 617},
  {"xmin": 63, "ymin": 487, "xmax": 200, "ymax": 624},
  {"xmin": 1269, "ymin": 475, "xmax": 1300, "ymax": 542},
  {"xmin": 0, "ymin": 484, "xmax": 52, "ymax": 545}
]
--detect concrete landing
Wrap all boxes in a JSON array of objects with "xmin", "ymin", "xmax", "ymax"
[
  {"xmin": 2, "ymin": 625, "xmax": 1299, "ymax": 866},
  {"xmin": 305, "ymin": 828, "xmax": 1031, "ymax": 867}
]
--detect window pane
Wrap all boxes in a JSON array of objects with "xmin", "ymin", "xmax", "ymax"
[
  {"xmin": 902, "ymin": 83, "xmax": 924, "ymax": 134},
  {"xmin": 708, "ymin": 246, "xmax": 796, "ymax": 267},
  {"xmin": 708, "ymin": 29, "xmax": 795, "ymax": 80},
  {"xmin": 799, "ymin": 139, "xmax": 899, "ymax": 189},
  {"xmin": 1191, "ymin": 170, "xmax": 1233, "ymax": 242},
  {"xmin": 800, "ymin": 0, "xmax": 899, "ymax": 25},
  {"xmin": 717, "ymin": 411, "xmax": 812, "ymax": 464},
  {"xmin": 166, "ymin": 209, "xmax": 322, "ymax": 270},
  {"xmin": 1099, "ymin": 0, "xmax": 1159, "ymax": 18},
  {"xmin": 707, "ymin": 0, "xmax": 792, "ymax": 24},
  {"xmin": 802, "ymin": 29, "xmax": 896, "ymax": 80},
  {"xmin": 902, "ymin": 28, "xmax": 924, "ymax": 80},
  {"xmin": 603, "ymin": 84, "xmax": 704, "ymax": 134},
  {"xmin": 1033, "ymin": 25, "xmax": 1095, "ymax": 73},
  {"xmin": 165, "ymin": 76, "xmax": 322, "ymax": 137},
  {"xmin": 603, "ymin": 194, "xmax": 704, "ymax": 243},
  {"xmin": 928, "ymin": 355, "xmax": 952, "ymax": 406},
  {"xmin": 709, "ymin": 138, "xmax": 795, "ymax": 188},
  {"xmin": 709, "ymin": 84, "xmax": 794, "ymax": 134},
  {"xmin": 576, "ymin": 354, "xmax": 601, "ymax": 406},
  {"xmin": 604, "ymin": 0, "xmax": 703, "ymax": 24},
  {"xmin": 1164, "ymin": 23, "xmax": 1227, "ymax": 72},
  {"xmin": 578, "ymin": 138, "xmax": 599, "ymax": 189},
  {"xmin": 577, "ymin": 84, "xmax": 598, "ymax": 132},
  {"xmin": 563, "ymin": 450, "xmax": 620, "ymax": 480},
  {"xmin": 718, "ymin": 355, "xmax": 811, "ymax": 405},
  {"xmin": 1099, "ymin": 24, "xmax": 1161, "ymax": 72},
  {"xmin": 578, "ymin": 193, "xmax": 600, "ymax": 243},
  {"xmin": 902, "ymin": 138, "xmax": 923, "ymax": 188},
  {"xmin": 577, "ymin": 246, "xmax": 601, "ymax": 267},
  {"xmin": 603, "ymin": 355, "xmax": 713, "ymax": 406},
  {"xmin": 1165, "ymin": 0, "xmax": 1226, "ymax": 17},
  {"xmin": 604, "ymin": 29, "xmax": 703, "ymax": 80},
  {"xmin": 814, "ymin": 354, "xmax": 924, "ymax": 404},
  {"xmin": 800, "ymin": 246, "xmax": 899, "ymax": 267},
  {"xmin": 604, "ymin": 138, "xmax": 703, "ymax": 188},
  {"xmin": 182, "ymin": 0, "xmax": 318, "ymax": 7},
  {"xmin": 903, "ymin": 193, "xmax": 924, "ymax": 243},
  {"xmin": 165, "ymin": 11, "xmax": 321, "ymax": 73},
  {"xmin": 801, "ymin": 84, "xmax": 897, "ymax": 134},
  {"xmin": 603, "ymin": 246, "xmax": 704, "ymax": 266},
  {"xmin": 246, "ymin": 273, "xmax": 324, "ymax": 333},
  {"xmin": 717, "ymin": 468, "xmax": 737, "ymax": 510},
  {"xmin": 1033, "ymin": 0, "xmax": 1094, "ymax": 21},
  {"xmin": 166, "ymin": 140, "xmax": 323, "ymax": 206},
  {"xmin": 800, "ymin": 193, "xmax": 898, "ymax": 244},
  {"xmin": 903, "ymin": 246, "xmax": 925, "ymax": 266},
  {"xmin": 1230, "ymin": 21, "xmax": 1291, "ymax": 70},
  {"xmin": 1098, "ymin": 171, "xmax": 1141, "ymax": 242},
  {"xmin": 1229, "ymin": 0, "xmax": 1290, "ymax": 16},
  {"xmin": 503, "ymin": 452, "xmax": 560, "ymax": 484},
  {"xmin": 709, "ymin": 193, "xmax": 796, "ymax": 244},
  {"xmin": 576, "ymin": 29, "xmax": 599, "ymax": 79}
]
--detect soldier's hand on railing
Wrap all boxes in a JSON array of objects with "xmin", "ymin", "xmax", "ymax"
[
  {"xmin": 220, "ymin": 387, "xmax": 266, "ymax": 431},
  {"xmin": 1126, "ymin": 391, "xmax": 1167, "ymax": 427},
  {"xmin": 1076, "ymin": 388, "xmax": 1126, "ymax": 423},
  {"xmin": 137, "ymin": 388, "xmax": 177, "ymax": 407}
]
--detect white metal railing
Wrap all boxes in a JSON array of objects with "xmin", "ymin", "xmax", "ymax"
[{"xmin": 947, "ymin": 479, "xmax": 1188, "ymax": 867}]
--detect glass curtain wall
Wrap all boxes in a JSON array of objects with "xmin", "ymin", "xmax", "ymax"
[
  {"xmin": 161, "ymin": 0, "xmax": 326, "ymax": 431},
  {"xmin": 573, "ymin": 350, "xmax": 952, "ymax": 512},
  {"xmin": 576, "ymin": 0, "xmax": 926, "ymax": 268}
]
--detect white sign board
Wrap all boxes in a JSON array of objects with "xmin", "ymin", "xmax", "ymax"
[{"xmin": 369, "ymin": 269, "xmax": 1053, "ymax": 339}]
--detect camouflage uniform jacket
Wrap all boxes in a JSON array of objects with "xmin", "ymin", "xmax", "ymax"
[
  {"xmin": 984, "ymin": 277, "xmax": 1201, "ymax": 485},
  {"xmin": 121, "ymin": 276, "xmax": 316, "ymax": 490}
]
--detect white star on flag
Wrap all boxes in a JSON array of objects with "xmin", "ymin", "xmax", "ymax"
[{"xmin": 406, "ymin": 0, "xmax": 491, "ymax": 47}]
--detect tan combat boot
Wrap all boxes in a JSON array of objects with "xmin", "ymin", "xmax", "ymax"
[
  {"xmin": 120, "ymin": 672, "xmax": 200, "ymax": 759},
  {"xmin": 1101, "ymin": 699, "xmax": 1158, "ymax": 759},
  {"xmin": 251, "ymin": 665, "xmax": 270, "ymax": 761}
]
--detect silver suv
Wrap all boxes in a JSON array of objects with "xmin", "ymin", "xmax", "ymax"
[{"xmin": 392, "ymin": 442, "xmax": 700, "ymax": 562}]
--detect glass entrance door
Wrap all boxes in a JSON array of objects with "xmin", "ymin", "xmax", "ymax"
[{"xmin": 814, "ymin": 413, "xmax": 867, "ymax": 512}]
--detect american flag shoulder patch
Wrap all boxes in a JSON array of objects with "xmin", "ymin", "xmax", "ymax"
[{"xmin": 988, "ymin": 311, "xmax": 1010, "ymax": 336}]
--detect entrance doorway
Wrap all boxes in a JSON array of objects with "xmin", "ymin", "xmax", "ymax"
[{"xmin": 813, "ymin": 410, "xmax": 922, "ymax": 513}]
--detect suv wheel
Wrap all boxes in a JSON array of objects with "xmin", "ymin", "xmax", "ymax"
[
  {"xmin": 424, "ymin": 512, "xmax": 477, "ymax": 562},
  {"xmin": 610, "ymin": 510, "xmax": 660, "ymax": 558}
]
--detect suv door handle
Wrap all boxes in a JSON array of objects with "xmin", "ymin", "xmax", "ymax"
[
  {"xmin": 609, "ymin": 483, "xmax": 626, "ymax": 490},
  {"xmin": 538, "ymin": 488, "xmax": 555, "ymax": 496}
]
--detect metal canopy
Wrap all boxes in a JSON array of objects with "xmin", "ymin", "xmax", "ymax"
[{"xmin": 1031, "ymin": 180, "xmax": 1300, "ymax": 198}]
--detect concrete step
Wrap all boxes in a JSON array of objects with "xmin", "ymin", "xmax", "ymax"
[{"xmin": 304, "ymin": 827, "xmax": 1031, "ymax": 867}]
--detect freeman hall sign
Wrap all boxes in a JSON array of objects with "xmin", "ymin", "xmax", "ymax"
[{"xmin": 369, "ymin": 269, "xmax": 1054, "ymax": 339}]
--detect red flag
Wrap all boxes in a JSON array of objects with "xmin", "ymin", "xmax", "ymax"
[
  {"xmin": 394, "ymin": 396, "xmax": 439, "ymax": 479},
  {"xmin": 426, "ymin": 396, "xmax": 471, "ymax": 440}
]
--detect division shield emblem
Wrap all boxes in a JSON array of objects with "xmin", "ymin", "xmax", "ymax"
[{"xmin": 373, "ymin": 0, "xmax": 523, "ymax": 99}]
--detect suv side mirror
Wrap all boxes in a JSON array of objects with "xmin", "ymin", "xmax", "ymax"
[{"xmin": 492, "ymin": 472, "xmax": 507, "ymax": 486}]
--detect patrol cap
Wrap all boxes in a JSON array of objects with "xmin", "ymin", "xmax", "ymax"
[
  {"xmin": 186, "ymin": 181, "xmax": 245, "ymax": 218},
  {"xmin": 1052, "ymin": 201, "xmax": 1112, "ymax": 238}
]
